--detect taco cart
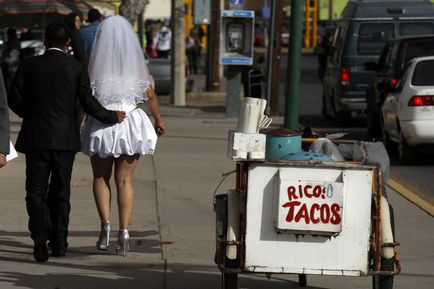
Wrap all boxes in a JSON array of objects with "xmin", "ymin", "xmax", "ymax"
[{"xmin": 214, "ymin": 98, "xmax": 400, "ymax": 289}]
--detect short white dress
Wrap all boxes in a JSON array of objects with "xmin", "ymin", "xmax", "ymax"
[{"xmin": 81, "ymin": 97, "xmax": 157, "ymax": 158}]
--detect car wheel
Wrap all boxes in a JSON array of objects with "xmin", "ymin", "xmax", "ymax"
[
  {"xmin": 398, "ymin": 130, "xmax": 414, "ymax": 164},
  {"xmin": 321, "ymin": 92, "xmax": 333, "ymax": 120},
  {"xmin": 367, "ymin": 89, "xmax": 381, "ymax": 137},
  {"xmin": 381, "ymin": 118, "xmax": 394, "ymax": 152}
]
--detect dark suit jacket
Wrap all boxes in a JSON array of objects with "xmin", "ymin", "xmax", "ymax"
[
  {"xmin": 8, "ymin": 49, "xmax": 117, "ymax": 153},
  {"xmin": 0, "ymin": 70, "xmax": 10, "ymax": 155}
]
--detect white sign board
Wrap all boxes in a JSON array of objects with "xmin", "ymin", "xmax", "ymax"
[
  {"xmin": 245, "ymin": 164, "xmax": 374, "ymax": 276},
  {"xmin": 274, "ymin": 169, "xmax": 344, "ymax": 234}
]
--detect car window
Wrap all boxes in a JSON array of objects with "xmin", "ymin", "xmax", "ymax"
[
  {"xmin": 357, "ymin": 23, "xmax": 394, "ymax": 55},
  {"xmin": 412, "ymin": 60, "xmax": 434, "ymax": 86},
  {"xmin": 395, "ymin": 62, "xmax": 411, "ymax": 92},
  {"xmin": 399, "ymin": 22, "xmax": 434, "ymax": 38},
  {"xmin": 403, "ymin": 41, "xmax": 434, "ymax": 64}
]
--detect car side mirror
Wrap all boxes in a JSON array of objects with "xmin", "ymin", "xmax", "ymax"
[{"xmin": 364, "ymin": 61, "xmax": 378, "ymax": 71}]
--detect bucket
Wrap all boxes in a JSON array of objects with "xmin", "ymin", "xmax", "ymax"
[{"xmin": 262, "ymin": 128, "xmax": 302, "ymax": 160}]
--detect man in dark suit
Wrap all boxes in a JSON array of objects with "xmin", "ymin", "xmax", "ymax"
[
  {"xmin": 8, "ymin": 22, "xmax": 126, "ymax": 262},
  {"xmin": 0, "ymin": 70, "xmax": 9, "ymax": 168}
]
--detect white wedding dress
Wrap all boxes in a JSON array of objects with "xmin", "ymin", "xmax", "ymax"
[
  {"xmin": 81, "ymin": 102, "xmax": 157, "ymax": 158},
  {"xmin": 80, "ymin": 16, "xmax": 158, "ymax": 158}
]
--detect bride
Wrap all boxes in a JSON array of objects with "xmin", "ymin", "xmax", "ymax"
[{"xmin": 81, "ymin": 15, "xmax": 165, "ymax": 256}]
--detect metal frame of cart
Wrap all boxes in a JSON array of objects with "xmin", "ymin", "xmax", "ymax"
[{"xmin": 215, "ymin": 159, "xmax": 401, "ymax": 289}]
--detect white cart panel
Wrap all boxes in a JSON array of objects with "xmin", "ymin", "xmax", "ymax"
[{"xmin": 244, "ymin": 164, "xmax": 373, "ymax": 276}]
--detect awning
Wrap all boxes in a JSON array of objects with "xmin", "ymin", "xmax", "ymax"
[{"xmin": 0, "ymin": 0, "xmax": 93, "ymax": 17}]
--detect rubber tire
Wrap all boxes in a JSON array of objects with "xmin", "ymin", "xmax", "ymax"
[
  {"xmin": 381, "ymin": 118, "xmax": 394, "ymax": 153},
  {"xmin": 398, "ymin": 130, "xmax": 414, "ymax": 165},
  {"xmin": 322, "ymin": 92, "xmax": 333, "ymax": 120},
  {"xmin": 298, "ymin": 274, "xmax": 307, "ymax": 287},
  {"xmin": 367, "ymin": 90, "xmax": 381, "ymax": 137},
  {"xmin": 368, "ymin": 111, "xmax": 381, "ymax": 138},
  {"xmin": 222, "ymin": 273, "xmax": 238, "ymax": 289}
]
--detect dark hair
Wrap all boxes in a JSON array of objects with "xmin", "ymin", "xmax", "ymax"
[
  {"xmin": 65, "ymin": 12, "xmax": 80, "ymax": 30},
  {"xmin": 45, "ymin": 21, "xmax": 70, "ymax": 48},
  {"xmin": 88, "ymin": 9, "xmax": 101, "ymax": 23}
]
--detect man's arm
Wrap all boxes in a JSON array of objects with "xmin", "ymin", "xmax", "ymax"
[
  {"xmin": 0, "ymin": 71, "xmax": 10, "ymax": 168},
  {"xmin": 77, "ymin": 65, "xmax": 124, "ymax": 124}
]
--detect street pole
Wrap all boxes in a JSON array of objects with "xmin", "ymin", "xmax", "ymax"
[
  {"xmin": 170, "ymin": 0, "xmax": 186, "ymax": 106},
  {"xmin": 269, "ymin": 0, "xmax": 284, "ymax": 116},
  {"xmin": 284, "ymin": 0, "xmax": 304, "ymax": 129}
]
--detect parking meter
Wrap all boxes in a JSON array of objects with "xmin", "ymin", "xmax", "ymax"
[{"xmin": 220, "ymin": 10, "xmax": 254, "ymax": 65}]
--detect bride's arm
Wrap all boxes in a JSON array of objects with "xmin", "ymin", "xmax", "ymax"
[{"xmin": 146, "ymin": 87, "xmax": 165, "ymax": 136}]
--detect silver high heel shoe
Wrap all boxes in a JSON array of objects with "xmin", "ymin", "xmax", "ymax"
[
  {"xmin": 116, "ymin": 229, "xmax": 130, "ymax": 257},
  {"xmin": 96, "ymin": 221, "xmax": 111, "ymax": 250}
]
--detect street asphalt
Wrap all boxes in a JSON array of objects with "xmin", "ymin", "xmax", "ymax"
[{"xmin": 0, "ymin": 80, "xmax": 433, "ymax": 289}]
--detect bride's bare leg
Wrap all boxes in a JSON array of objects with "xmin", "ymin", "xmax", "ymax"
[
  {"xmin": 91, "ymin": 155, "xmax": 115, "ymax": 222},
  {"xmin": 114, "ymin": 154, "xmax": 140, "ymax": 230}
]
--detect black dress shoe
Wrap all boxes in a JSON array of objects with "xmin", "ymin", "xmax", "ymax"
[
  {"xmin": 48, "ymin": 241, "xmax": 67, "ymax": 257},
  {"xmin": 51, "ymin": 247, "xmax": 66, "ymax": 257},
  {"xmin": 33, "ymin": 244, "xmax": 49, "ymax": 262}
]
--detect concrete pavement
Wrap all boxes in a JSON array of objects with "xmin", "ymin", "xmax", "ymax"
[{"xmin": 1, "ymin": 86, "xmax": 433, "ymax": 289}]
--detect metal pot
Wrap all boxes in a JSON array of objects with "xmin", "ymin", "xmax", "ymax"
[{"xmin": 263, "ymin": 128, "xmax": 302, "ymax": 160}]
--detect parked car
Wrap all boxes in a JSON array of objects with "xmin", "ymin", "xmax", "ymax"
[
  {"xmin": 365, "ymin": 36, "xmax": 434, "ymax": 136},
  {"xmin": 322, "ymin": 0, "xmax": 434, "ymax": 125},
  {"xmin": 381, "ymin": 56, "xmax": 434, "ymax": 163}
]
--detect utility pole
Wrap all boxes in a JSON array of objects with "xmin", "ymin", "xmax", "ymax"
[
  {"xmin": 171, "ymin": 0, "xmax": 186, "ymax": 106},
  {"xmin": 207, "ymin": 0, "xmax": 221, "ymax": 91},
  {"xmin": 284, "ymin": 0, "xmax": 304, "ymax": 129},
  {"xmin": 266, "ymin": 0, "xmax": 284, "ymax": 116}
]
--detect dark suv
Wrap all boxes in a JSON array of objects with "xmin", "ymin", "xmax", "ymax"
[
  {"xmin": 322, "ymin": 0, "xmax": 434, "ymax": 125},
  {"xmin": 365, "ymin": 36, "xmax": 434, "ymax": 136}
]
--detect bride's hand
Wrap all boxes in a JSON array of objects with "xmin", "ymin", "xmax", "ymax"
[{"xmin": 155, "ymin": 121, "xmax": 165, "ymax": 136}]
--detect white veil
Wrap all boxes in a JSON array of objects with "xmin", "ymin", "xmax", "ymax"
[{"xmin": 89, "ymin": 15, "xmax": 152, "ymax": 107}]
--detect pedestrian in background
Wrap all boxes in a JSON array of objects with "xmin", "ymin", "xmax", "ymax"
[
  {"xmin": 80, "ymin": 9, "xmax": 101, "ymax": 58},
  {"xmin": 1, "ymin": 27, "xmax": 20, "ymax": 89},
  {"xmin": 0, "ymin": 70, "xmax": 10, "ymax": 169},
  {"xmin": 153, "ymin": 22, "xmax": 171, "ymax": 59},
  {"xmin": 8, "ymin": 21, "xmax": 125, "ymax": 263},
  {"xmin": 81, "ymin": 15, "xmax": 165, "ymax": 257},
  {"xmin": 65, "ymin": 12, "xmax": 88, "ymax": 64},
  {"xmin": 185, "ymin": 28, "xmax": 202, "ymax": 74}
]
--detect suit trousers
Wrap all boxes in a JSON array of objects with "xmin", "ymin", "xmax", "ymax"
[{"xmin": 25, "ymin": 150, "xmax": 76, "ymax": 246}]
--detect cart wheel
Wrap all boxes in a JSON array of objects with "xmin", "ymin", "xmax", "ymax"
[
  {"xmin": 298, "ymin": 274, "xmax": 307, "ymax": 287},
  {"xmin": 222, "ymin": 272, "xmax": 238, "ymax": 289}
]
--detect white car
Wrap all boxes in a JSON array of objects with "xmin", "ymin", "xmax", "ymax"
[{"xmin": 381, "ymin": 56, "xmax": 434, "ymax": 163}]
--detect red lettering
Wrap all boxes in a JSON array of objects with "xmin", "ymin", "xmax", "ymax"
[
  {"xmin": 330, "ymin": 203, "xmax": 342, "ymax": 225},
  {"xmin": 320, "ymin": 204, "xmax": 331, "ymax": 223},
  {"xmin": 287, "ymin": 186, "xmax": 298, "ymax": 200},
  {"xmin": 294, "ymin": 203, "xmax": 310, "ymax": 224},
  {"xmin": 298, "ymin": 185, "xmax": 303, "ymax": 198},
  {"xmin": 310, "ymin": 203, "xmax": 320, "ymax": 224},
  {"xmin": 304, "ymin": 185, "xmax": 313, "ymax": 198},
  {"xmin": 313, "ymin": 185, "xmax": 322, "ymax": 198},
  {"xmin": 282, "ymin": 201, "xmax": 301, "ymax": 222}
]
